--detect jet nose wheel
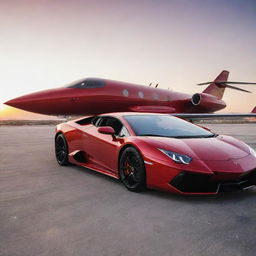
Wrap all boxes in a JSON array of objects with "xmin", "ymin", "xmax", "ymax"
[
  {"xmin": 119, "ymin": 147, "xmax": 146, "ymax": 192},
  {"xmin": 55, "ymin": 134, "xmax": 69, "ymax": 166}
]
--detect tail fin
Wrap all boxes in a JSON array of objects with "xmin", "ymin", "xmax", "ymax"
[
  {"xmin": 198, "ymin": 70, "xmax": 254, "ymax": 99},
  {"xmin": 252, "ymin": 106, "xmax": 256, "ymax": 113},
  {"xmin": 202, "ymin": 70, "xmax": 229, "ymax": 99}
]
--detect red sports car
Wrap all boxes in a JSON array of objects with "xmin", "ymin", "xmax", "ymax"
[{"xmin": 55, "ymin": 112, "xmax": 256, "ymax": 194}]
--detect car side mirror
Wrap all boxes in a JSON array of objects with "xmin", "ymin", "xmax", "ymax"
[{"xmin": 98, "ymin": 126, "xmax": 115, "ymax": 135}]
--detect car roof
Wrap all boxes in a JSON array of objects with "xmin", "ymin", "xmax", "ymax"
[
  {"xmin": 70, "ymin": 112, "xmax": 169, "ymax": 124},
  {"xmin": 99, "ymin": 112, "xmax": 167, "ymax": 118}
]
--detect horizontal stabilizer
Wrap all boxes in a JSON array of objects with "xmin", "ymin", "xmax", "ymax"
[
  {"xmin": 198, "ymin": 81, "xmax": 256, "ymax": 85},
  {"xmin": 198, "ymin": 81, "xmax": 256, "ymax": 94},
  {"xmin": 201, "ymin": 70, "xmax": 229, "ymax": 99},
  {"xmin": 224, "ymin": 84, "xmax": 252, "ymax": 93}
]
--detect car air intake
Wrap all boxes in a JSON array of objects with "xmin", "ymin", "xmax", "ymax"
[
  {"xmin": 170, "ymin": 172, "xmax": 218, "ymax": 193},
  {"xmin": 170, "ymin": 170, "xmax": 256, "ymax": 193}
]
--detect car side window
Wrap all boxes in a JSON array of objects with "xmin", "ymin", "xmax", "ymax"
[
  {"xmin": 92, "ymin": 116, "xmax": 102, "ymax": 127},
  {"xmin": 97, "ymin": 116, "xmax": 123, "ymax": 136},
  {"xmin": 96, "ymin": 117, "xmax": 106, "ymax": 127},
  {"xmin": 91, "ymin": 116, "xmax": 101, "ymax": 126},
  {"xmin": 118, "ymin": 126, "xmax": 130, "ymax": 137}
]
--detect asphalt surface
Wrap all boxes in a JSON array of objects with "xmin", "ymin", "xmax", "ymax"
[{"xmin": 0, "ymin": 124, "xmax": 256, "ymax": 256}]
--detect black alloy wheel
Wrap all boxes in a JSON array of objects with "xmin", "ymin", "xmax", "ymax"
[
  {"xmin": 55, "ymin": 133, "xmax": 69, "ymax": 166},
  {"xmin": 119, "ymin": 147, "xmax": 146, "ymax": 192}
]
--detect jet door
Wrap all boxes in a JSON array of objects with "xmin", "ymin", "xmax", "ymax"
[{"xmin": 86, "ymin": 116, "xmax": 125, "ymax": 173}]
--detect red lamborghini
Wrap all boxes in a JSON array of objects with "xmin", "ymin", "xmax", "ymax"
[{"xmin": 55, "ymin": 113, "xmax": 256, "ymax": 194}]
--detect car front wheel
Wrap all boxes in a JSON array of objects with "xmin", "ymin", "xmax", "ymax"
[{"xmin": 119, "ymin": 147, "xmax": 146, "ymax": 192}]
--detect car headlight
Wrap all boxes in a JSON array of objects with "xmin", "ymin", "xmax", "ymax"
[
  {"xmin": 158, "ymin": 149, "xmax": 192, "ymax": 164},
  {"xmin": 248, "ymin": 146, "xmax": 256, "ymax": 158}
]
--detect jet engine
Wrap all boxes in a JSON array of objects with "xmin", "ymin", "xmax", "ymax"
[{"xmin": 191, "ymin": 93, "xmax": 226, "ymax": 112}]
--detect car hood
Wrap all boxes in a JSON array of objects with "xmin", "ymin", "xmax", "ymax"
[{"xmin": 141, "ymin": 135, "xmax": 250, "ymax": 161}]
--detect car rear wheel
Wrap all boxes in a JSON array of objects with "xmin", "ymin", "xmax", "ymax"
[
  {"xmin": 119, "ymin": 147, "xmax": 146, "ymax": 192},
  {"xmin": 55, "ymin": 133, "xmax": 69, "ymax": 166}
]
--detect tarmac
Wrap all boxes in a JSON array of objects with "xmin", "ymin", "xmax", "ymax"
[{"xmin": 0, "ymin": 123, "xmax": 255, "ymax": 256}]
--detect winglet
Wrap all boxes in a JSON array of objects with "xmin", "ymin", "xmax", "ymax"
[{"xmin": 251, "ymin": 106, "xmax": 256, "ymax": 113}]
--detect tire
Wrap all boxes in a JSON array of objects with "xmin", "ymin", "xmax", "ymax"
[
  {"xmin": 119, "ymin": 147, "xmax": 146, "ymax": 192},
  {"xmin": 55, "ymin": 133, "xmax": 69, "ymax": 166}
]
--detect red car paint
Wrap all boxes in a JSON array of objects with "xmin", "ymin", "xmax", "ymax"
[{"xmin": 55, "ymin": 112, "xmax": 256, "ymax": 194}]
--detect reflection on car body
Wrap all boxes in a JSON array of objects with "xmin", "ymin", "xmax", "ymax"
[{"xmin": 55, "ymin": 113, "xmax": 256, "ymax": 194}]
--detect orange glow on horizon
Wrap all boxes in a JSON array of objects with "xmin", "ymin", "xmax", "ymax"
[{"xmin": 0, "ymin": 105, "xmax": 59, "ymax": 120}]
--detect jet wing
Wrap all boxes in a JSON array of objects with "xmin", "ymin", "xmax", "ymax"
[
  {"xmin": 129, "ymin": 105, "xmax": 176, "ymax": 113},
  {"xmin": 173, "ymin": 113, "xmax": 256, "ymax": 120},
  {"xmin": 172, "ymin": 106, "xmax": 256, "ymax": 120}
]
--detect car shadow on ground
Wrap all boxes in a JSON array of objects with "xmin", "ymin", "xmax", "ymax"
[
  {"xmin": 68, "ymin": 164, "xmax": 256, "ymax": 202},
  {"xmin": 146, "ymin": 187, "xmax": 256, "ymax": 203},
  {"xmin": 67, "ymin": 164, "xmax": 120, "ymax": 183}
]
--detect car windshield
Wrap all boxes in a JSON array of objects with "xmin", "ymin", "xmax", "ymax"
[{"xmin": 124, "ymin": 115, "xmax": 215, "ymax": 138}]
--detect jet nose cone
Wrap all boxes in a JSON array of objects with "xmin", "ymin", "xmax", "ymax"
[
  {"xmin": 4, "ymin": 90, "xmax": 56, "ymax": 114},
  {"xmin": 3, "ymin": 88, "xmax": 76, "ymax": 115},
  {"xmin": 4, "ymin": 98, "xmax": 23, "ymax": 108},
  {"xmin": 4, "ymin": 93, "xmax": 37, "ymax": 109}
]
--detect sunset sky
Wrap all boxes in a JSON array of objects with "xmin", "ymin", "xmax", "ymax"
[{"xmin": 0, "ymin": 0, "xmax": 256, "ymax": 119}]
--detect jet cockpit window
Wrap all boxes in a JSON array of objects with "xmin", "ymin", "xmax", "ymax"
[{"xmin": 67, "ymin": 78, "xmax": 105, "ymax": 89}]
